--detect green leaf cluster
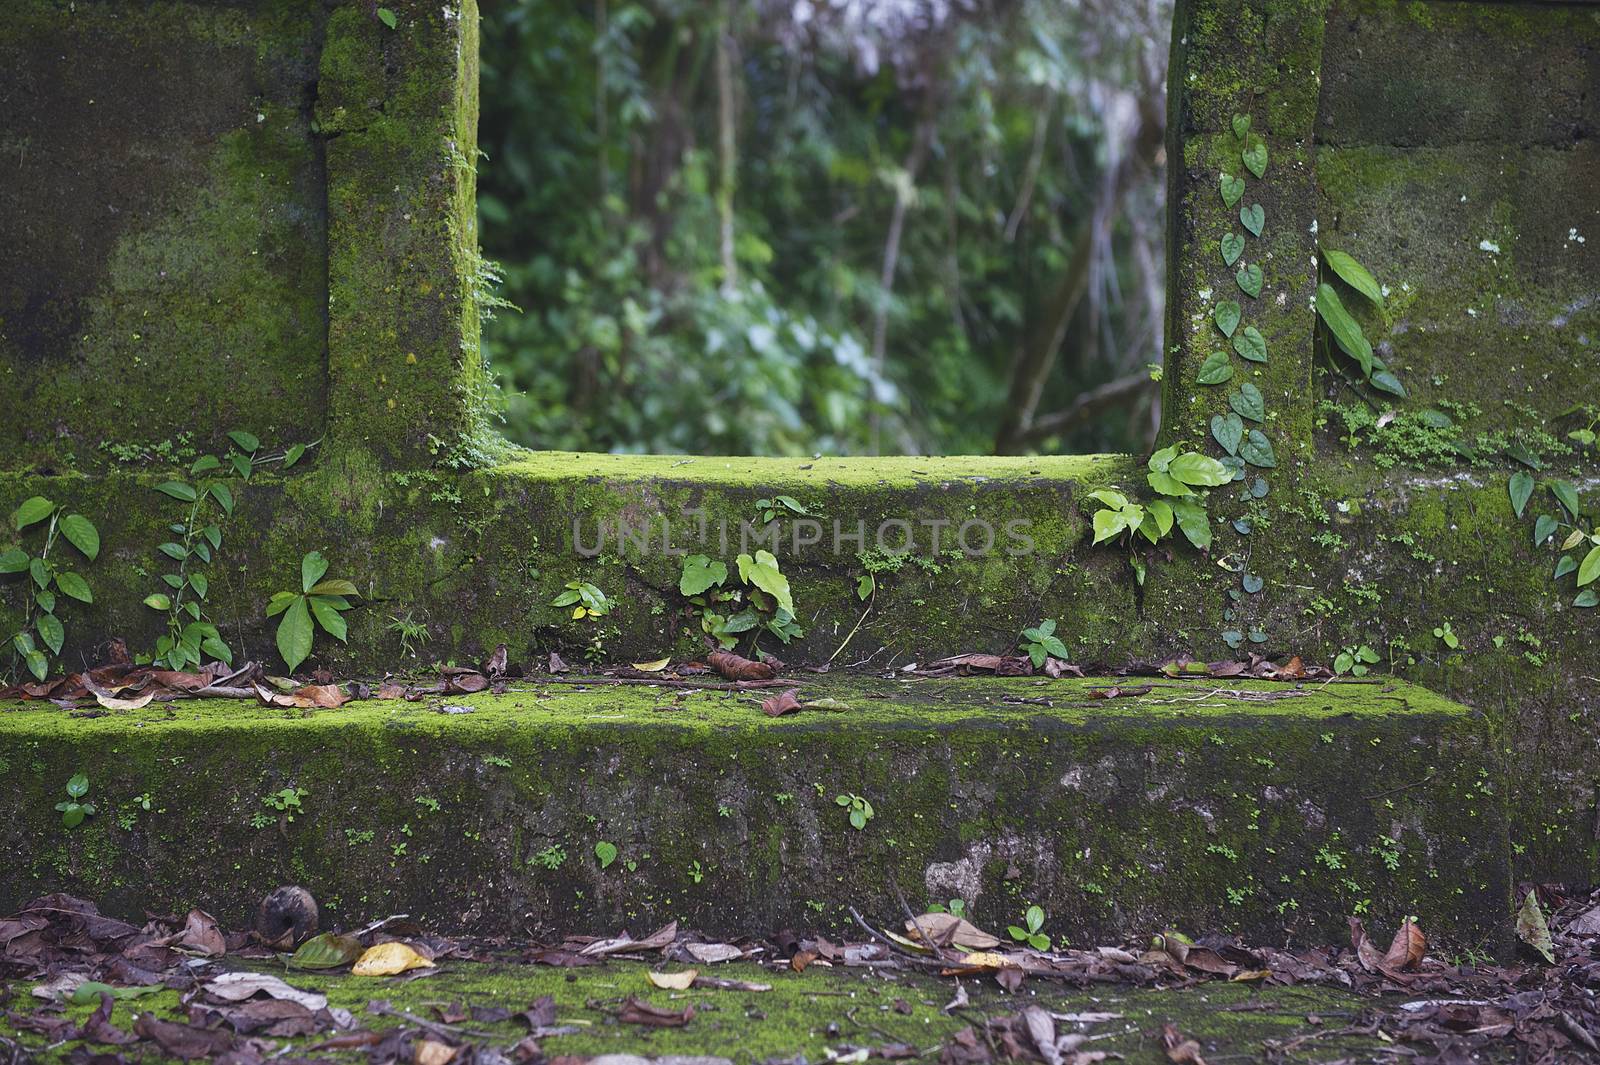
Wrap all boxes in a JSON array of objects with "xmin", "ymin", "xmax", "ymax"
[
  {"xmin": 268, "ymin": 552, "xmax": 359, "ymax": 672},
  {"xmin": 2, "ymin": 496, "xmax": 99, "ymax": 681},
  {"xmin": 1007, "ymin": 904, "xmax": 1050, "ymax": 951},
  {"xmin": 552, "ymin": 580, "xmax": 612, "ymax": 620},
  {"xmin": 54, "ymin": 772, "xmax": 95, "ymax": 829},
  {"xmin": 834, "ymin": 792, "xmax": 874, "ymax": 831},
  {"xmin": 678, "ymin": 550, "xmax": 805, "ymax": 649},
  {"xmin": 1315, "ymin": 250, "xmax": 1405, "ymax": 398},
  {"xmin": 1018, "ymin": 619, "xmax": 1069, "ymax": 668}
]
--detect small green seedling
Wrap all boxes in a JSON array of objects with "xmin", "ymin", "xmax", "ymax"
[
  {"xmin": 267, "ymin": 552, "xmax": 359, "ymax": 672},
  {"xmin": 1432, "ymin": 622, "xmax": 1460, "ymax": 650},
  {"xmin": 1019, "ymin": 619, "xmax": 1070, "ymax": 668},
  {"xmin": 835, "ymin": 792, "xmax": 874, "ymax": 830},
  {"xmin": 552, "ymin": 580, "xmax": 611, "ymax": 620},
  {"xmin": 1008, "ymin": 904, "xmax": 1049, "ymax": 951},
  {"xmin": 754, "ymin": 496, "xmax": 809, "ymax": 524},
  {"xmin": 1334, "ymin": 644, "xmax": 1380, "ymax": 677},
  {"xmin": 55, "ymin": 772, "xmax": 95, "ymax": 828},
  {"xmin": 263, "ymin": 787, "xmax": 306, "ymax": 823},
  {"xmin": 928, "ymin": 898, "xmax": 967, "ymax": 918}
]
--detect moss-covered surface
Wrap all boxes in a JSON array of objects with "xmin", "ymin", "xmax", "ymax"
[
  {"xmin": 0, "ymin": 0, "xmax": 330, "ymax": 472},
  {"xmin": 2, "ymin": 957, "xmax": 1419, "ymax": 1064},
  {"xmin": 0, "ymin": 676, "xmax": 1508, "ymax": 947}
]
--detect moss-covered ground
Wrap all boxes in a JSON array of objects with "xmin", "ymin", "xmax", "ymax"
[{"xmin": 2, "ymin": 957, "xmax": 1426, "ymax": 1064}]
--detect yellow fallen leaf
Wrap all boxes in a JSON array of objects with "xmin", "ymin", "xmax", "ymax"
[
  {"xmin": 94, "ymin": 691, "xmax": 155, "ymax": 710},
  {"xmin": 632, "ymin": 658, "xmax": 671, "ymax": 672},
  {"xmin": 352, "ymin": 942, "xmax": 435, "ymax": 977},
  {"xmin": 646, "ymin": 968, "xmax": 698, "ymax": 990},
  {"xmin": 414, "ymin": 1038, "xmax": 457, "ymax": 1065},
  {"xmin": 948, "ymin": 951, "xmax": 1018, "ymax": 970}
]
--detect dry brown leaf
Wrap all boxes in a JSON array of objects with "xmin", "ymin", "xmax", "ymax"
[
  {"xmin": 1382, "ymin": 916, "xmax": 1426, "ymax": 971},
  {"xmin": 904, "ymin": 913, "xmax": 1001, "ymax": 950},
  {"xmin": 615, "ymin": 995, "xmax": 694, "ymax": 1028},
  {"xmin": 1161, "ymin": 1023, "xmax": 1207, "ymax": 1065},
  {"xmin": 707, "ymin": 650, "xmax": 777, "ymax": 681},
  {"xmin": 684, "ymin": 942, "xmax": 743, "ymax": 964},
  {"xmin": 761, "ymin": 689, "xmax": 802, "ymax": 716},
  {"xmin": 177, "ymin": 909, "xmax": 225, "ymax": 957}
]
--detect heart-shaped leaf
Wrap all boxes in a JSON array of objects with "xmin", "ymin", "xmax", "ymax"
[
  {"xmin": 1249, "ymin": 476, "xmax": 1269, "ymax": 498},
  {"xmin": 1533, "ymin": 514, "xmax": 1558, "ymax": 547},
  {"xmin": 1242, "ymin": 139, "xmax": 1268, "ymax": 178},
  {"xmin": 1240, "ymin": 430, "xmax": 1278, "ymax": 468},
  {"xmin": 1220, "ymin": 233, "xmax": 1244, "ymax": 266},
  {"xmin": 1213, "ymin": 301, "xmax": 1241, "ymax": 337},
  {"xmin": 1196, "ymin": 350, "xmax": 1234, "ymax": 385},
  {"xmin": 1231, "ymin": 114, "xmax": 1251, "ymax": 139},
  {"xmin": 1230, "ymin": 382, "xmax": 1265, "ymax": 422},
  {"xmin": 1555, "ymin": 555, "xmax": 1577, "ymax": 580},
  {"xmin": 1235, "ymin": 263, "xmax": 1263, "ymax": 298},
  {"xmin": 1233, "ymin": 326, "xmax": 1268, "ymax": 363},
  {"xmin": 1242, "ymin": 574, "xmax": 1264, "ymax": 594},
  {"xmin": 1240, "ymin": 203, "xmax": 1265, "ymax": 236},
  {"xmin": 1508, "ymin": 471, "xmax": 1534, "ymax": 518},
  {"xmin": 1223, "ymin": 629, "xmax": 1243, "ymax": 649},
  {"xmin": 1580, "ymin": 545, "xmax": 1600, "ymax": 588},
  {"xmin": 1220, "ymin": 173, "xmax": 1245, "ymax": 208},
  {"xmin": 1210, "ymin": 413, "xmax": 1244, "ymax": 456}
]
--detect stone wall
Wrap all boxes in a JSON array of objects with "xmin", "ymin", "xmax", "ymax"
[
  {"xmin": 0, "ymin": 0, "xmax": 486, "ymax": 471},
  {"xmin": 0, "ymin": 0, "xmax": 1596, "ymax": 896}
]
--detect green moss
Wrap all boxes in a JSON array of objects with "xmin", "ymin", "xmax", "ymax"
[
  {"xmin": 2, "ymin": 957, "xmax": 1395, "ymax": 1064},
  {"xmin": 0, "ymin": 675, "xmax": 1507, "ymax": 946}
]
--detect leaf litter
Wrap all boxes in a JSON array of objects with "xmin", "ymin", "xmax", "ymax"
[{"xmin": 6, "ymin": 885, "xmax": 1600, "ymax": 1065}]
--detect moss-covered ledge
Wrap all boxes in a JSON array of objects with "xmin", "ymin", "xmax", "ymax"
[{"xmin": 0, "ymin": 675, "xmax": 1509, "ymax": 948}]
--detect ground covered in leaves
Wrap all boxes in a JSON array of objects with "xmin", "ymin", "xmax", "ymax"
[{"xmin": 4, "ymin": 892, "xmax": 1600, "ymax": 1065}]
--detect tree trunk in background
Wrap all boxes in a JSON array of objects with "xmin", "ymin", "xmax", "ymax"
[
  {"xmin": 715, "ymin": 0, "xmax": 738, "ymax": 295},
  {"xmin": 993, "ymin": 103, "xmax": 1164, "ymax": 454},
  {"xmin": 867, "ymin": 113, "xmax": 936, "ymax": 455}
]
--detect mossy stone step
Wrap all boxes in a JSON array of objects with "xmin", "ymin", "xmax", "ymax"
[{"xmin": 0, "ymin": 676, "xmax": 1508, "ymax": 948}]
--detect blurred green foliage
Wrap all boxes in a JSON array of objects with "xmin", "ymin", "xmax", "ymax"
[{"xmin": 477, "ymin": 0, "xmax": 1169, "ymax": 456}]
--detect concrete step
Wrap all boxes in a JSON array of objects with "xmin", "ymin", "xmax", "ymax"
[{"xmin": 0, "ymin": 675, "xmax": 1509, "ymax": 949}]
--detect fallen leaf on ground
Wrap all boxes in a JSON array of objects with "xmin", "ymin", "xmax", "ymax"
[
  {"xmin": 761, "ymin": 689, "xmax": 802, "ymax": 716},
  {"xmin": 632, "ymin": 658, "xmax": 671, "ymax": 672},
  {"xmin": 93, "ymin": 690, "xmax": 155, "ymax": 710},
  {"xmin": 647, "ymin": 969, "xmax": 698, "ymax": 990},
  {"xmin": 707, "ymin": 650, "xmax": 778, "ymax": 680},
  {"xmin": 414, "ymin": 1038, "xmax": 459, "ymax": 1065},
  {"xmin": 692, "ymin": 974, "xmax": 771, "ymax": 992},
  {"xmin": 1382, "ymin": 916, "xmax": 1426, "ymax": 971},
  {"xmin": 1517, "ymin": 889, "xmax": 1555, "ymax": 964},
  {"xmin": 352, "ymin": 942, "xmax": 435, "ymax": 976},
  {"xmin": 616, "ymin": 995, "xmax": 694, "ymax": 1028},
  {"xmin": 579, "ymin": 921, "xmax": 678, "ymax": 957},
  {"xmin": 134, "ymin": 1013, "xmax": 234, "ymax": 1059},
  {"xmin": 177, "ymin": 908, "xmax": 225, "ymax": 956},
  {"xmin": 203, "ymin": 971, "xmax": 328, "ymax": 1011},
  {"xmin": 904, "ymin": 913, "xmax": 1001, "ymax": 950},
  {"xmin": 684, "ymin": 941, "xmax": 743, "ymax": 963},
  {"xmin": 1161, "ymin": 1023, "xmax": 1207, "ymax": 1065},
  {"xmin": 287, "ymin": 932, "xmax": 365, "ymax": 970}
]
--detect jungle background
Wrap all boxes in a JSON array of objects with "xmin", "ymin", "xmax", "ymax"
[{"xmin": 477, "ymin": 0, "xmax": 1172, "ymax": 456}]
